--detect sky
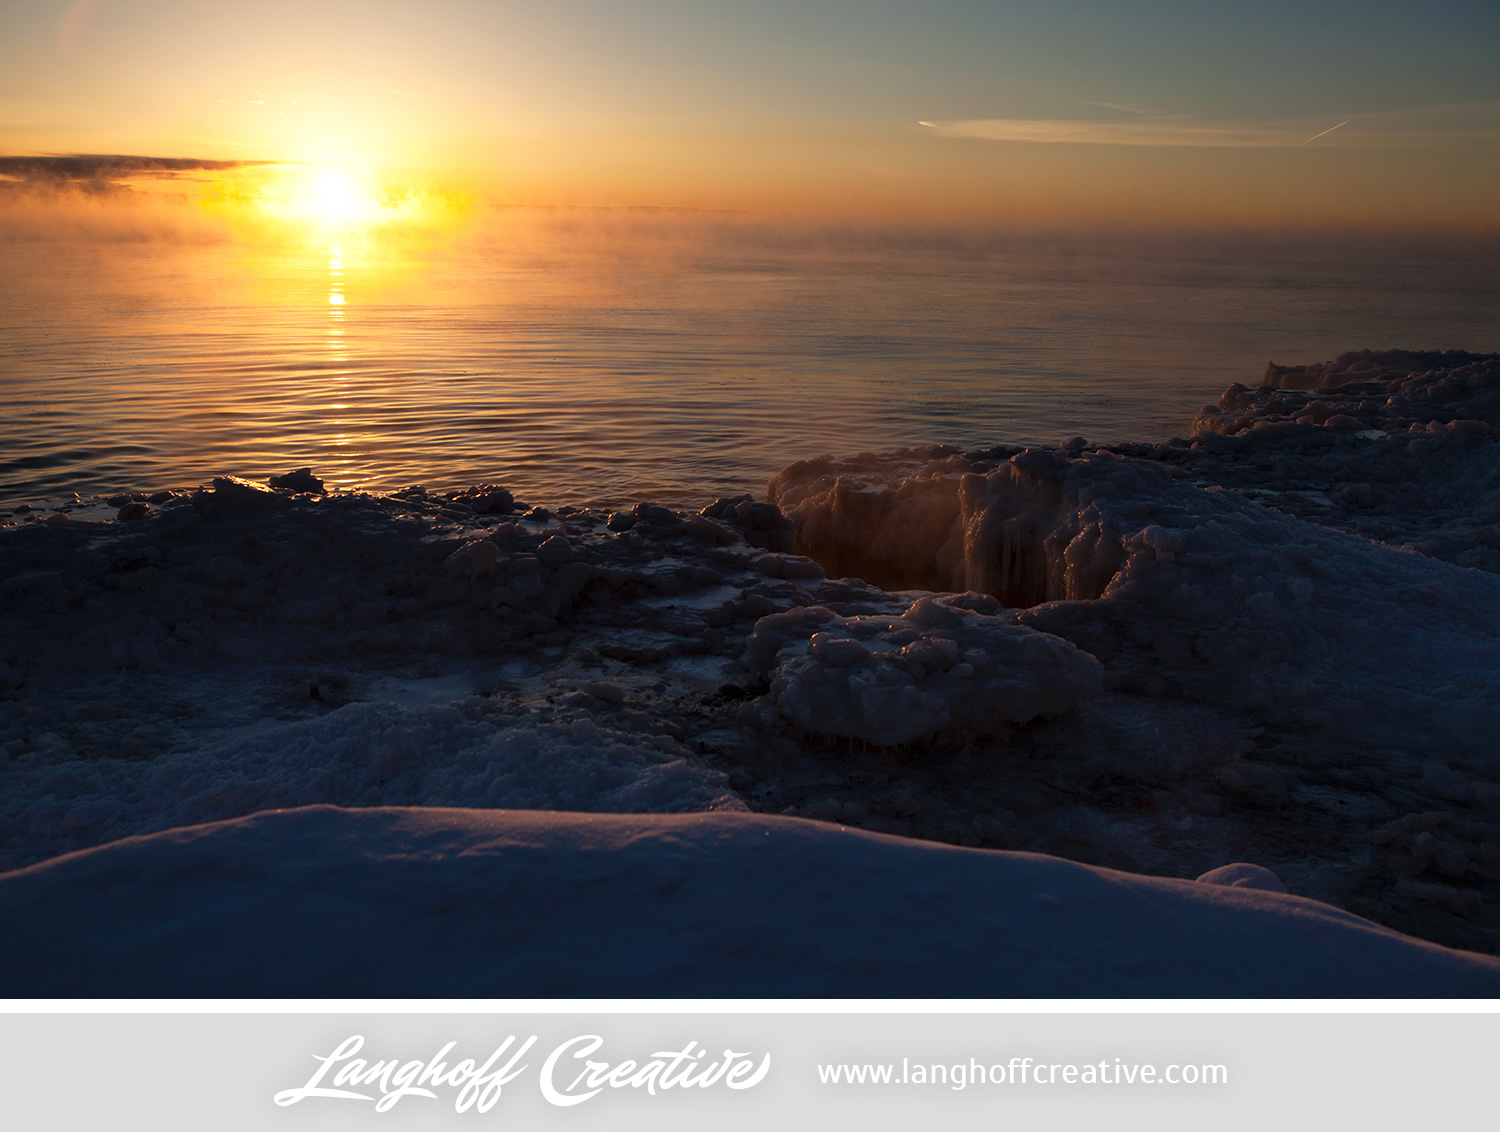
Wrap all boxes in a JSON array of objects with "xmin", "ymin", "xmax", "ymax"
[{"xmin": 1, "ymin": 0, "xmax": 1498, "ymax": 228}]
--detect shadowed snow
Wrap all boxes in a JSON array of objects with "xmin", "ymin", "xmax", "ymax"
[{"xmin": 1, "ymin": 805, "xmax": 1495, "ymax": 997}]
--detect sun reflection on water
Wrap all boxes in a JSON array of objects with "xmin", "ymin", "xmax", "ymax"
[
  {"xmin": 327, "ymin": 243, "xmax": 348, "ymax": 361},
  {"xmin": 325, "ymin": 242, "xmax": 352, "ymax": 462}
]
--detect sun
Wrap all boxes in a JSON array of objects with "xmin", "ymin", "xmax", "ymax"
[
  {"xmin": 229, "ymin": 164, "xmax": 386, "ymax": 232},
  {"xmin": 301, "ymin": 168, "xmax": 380, "ymax": 228},
  {"xmin": 198, "ymin": 162, "xmax": 469, "ymax": 243},
  {"xmin": 311, "ymin": 170, "xmax": 358, "ymax": 218}
]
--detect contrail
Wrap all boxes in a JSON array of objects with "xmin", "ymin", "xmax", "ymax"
[{"xmin": 1297, "ymin": 120, "xmax": 1350, "ymax": 146}]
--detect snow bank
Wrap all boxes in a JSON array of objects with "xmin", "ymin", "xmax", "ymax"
[{"xmin": 2, "ymin": 805, "xmax": 1495, "ymax": 997}]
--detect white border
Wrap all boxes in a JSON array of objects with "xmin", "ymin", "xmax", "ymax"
[{"xmin": 3, "ymin": 998, "xmax": 1497, "ymax": 1013}]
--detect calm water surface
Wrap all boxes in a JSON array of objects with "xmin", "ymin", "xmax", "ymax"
[{"xmin": 2, "ymin": 225, "xmax": 1497, "ymax": 508}]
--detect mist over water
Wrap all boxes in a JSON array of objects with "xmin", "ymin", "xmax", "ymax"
[{"xmin": 2, "ymin": 203, "xmax": 1497, "ymax": 508}]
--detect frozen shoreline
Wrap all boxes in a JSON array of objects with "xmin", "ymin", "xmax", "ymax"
[
  {"xmin": 5, "ymin": 806, "xmax": 1497, "ymax": 997},
  {"xmin": 4, "ymin": 347, "xmax": 1500, "ymax": 993}
]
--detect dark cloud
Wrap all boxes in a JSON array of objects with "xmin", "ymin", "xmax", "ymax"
[{"xmin": 0, "ymin": 154, "xmax": 268, "ymax": 186}]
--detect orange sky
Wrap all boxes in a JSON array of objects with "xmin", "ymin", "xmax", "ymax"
[{"xmin": 2, "ymin": 0, "xmax": 1498, "ymax": 230}]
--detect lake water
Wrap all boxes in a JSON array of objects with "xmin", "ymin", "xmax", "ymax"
[{"xmin": 3, "ymin": 214, "xmax": 1497, "ymax": 509}]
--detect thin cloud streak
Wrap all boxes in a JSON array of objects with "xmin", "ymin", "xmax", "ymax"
[
  {"xmin": 921, "ymin": 119, "xmax": 1295, "ymax": 147},
  {"xmin": 921, "ymin": 107, "xmax": 1500, "ymax": 149},
  {"xmin": 1080, "ymin": 101, "xmax": 1157, "ymax": 116},
  {"xmin": 1298, "ymin": 120, "xmax": 1351, "ymax": 146}
]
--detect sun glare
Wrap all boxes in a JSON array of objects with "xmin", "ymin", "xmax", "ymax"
[
  {"xmin": 312, "ymin": 170, "xmax": 350, "ymax": 216},
  {"xmin": 203, "ymin": 162, "xmax": 461, "ymax": 239},
  {"xmin": 193, "ymin": 161, "xmax": 473, "ymax": 260},
  {"xmin": 269, "ymin": 166, "xmax": 382, "ymax": 230}
]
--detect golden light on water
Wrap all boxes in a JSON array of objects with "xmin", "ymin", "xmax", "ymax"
[{"xmin": 328, "ymin": 243, "xmax": 346, "ymax": 343}]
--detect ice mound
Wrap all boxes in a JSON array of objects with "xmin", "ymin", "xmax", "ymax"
[
  {"xmin": 767, "ymin": 432, "xmax": 1500, "ymax": 750},
  {"xmin": 2, "ymin": 805, "xmax": 1497, "ymax": 997},
  {"xmin": 768, "ymin": 447, "xmax": 1154, "ymax": 605},
  {"xmin": 699, "ymin": 494, "xmax": 797, "ymax": 552},
  {"xmin": 1259, "ymin": 348, "xmax": 1499, "ymax": 393},
  {"xmin": 1168, "ymin": 350, "xmax": 1500, "ymax": 574},
  {"xmin": 1192, "ymin": 349, "xmax": 1500, "ymax": 437},
  {"xmin": 766, "ymin": 449, "xmax": 971, "ymax": 593},
  {"xmin": 742, "ymin": 595, "xmax": 1102, "ymax": 745}
]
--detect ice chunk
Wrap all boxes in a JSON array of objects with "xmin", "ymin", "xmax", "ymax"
[
  {"xmin": 444, "ymin": 538, "xmax": 502, "ymax": 579},
  {"xmin": 450, "ymin": 484, "xmax": 515, "ymax": 514},
  {"xmin": 267, "ymin": 468, "xmax": 325, "ymax": 494},
  {"xmin": 749, "ymin": 595, "xmax": 1101, "ymax": 745},
  {"xmin": 191, "ymin": 475, "xmax": 290, "ymax": 517},
  {"xmin": 700, "ymin": 494, "xmax": 797, "ymax": 552},
  {"xmin": 769, "ymin": 448, "xmax": 1139, "ymax": 605}
]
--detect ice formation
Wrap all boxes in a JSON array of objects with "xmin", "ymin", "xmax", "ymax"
[
  {"xmin": 742, "ymin": 596, "xmax": 1101, "ymax": 745},
  {"xmin": 5, "ymin": 347, "xmax": 1500, "ymax": 986},
  {"xmin": 1181, "ymin": 349, "xmax": 1500, "ymax": 573},
  {"xmin": 767, "ymin": 370, "xmax": 1500, "ymax": 751},
  {"xmin": 769, "ymin": 447, "xmax": 1131, "ymax": 604}
]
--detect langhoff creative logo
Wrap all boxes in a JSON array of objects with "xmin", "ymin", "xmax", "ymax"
[{"xmin": 273, "ymin": 1034, "xmax": 772, "ymax": 1114}]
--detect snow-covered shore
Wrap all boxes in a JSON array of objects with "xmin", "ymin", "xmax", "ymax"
[
  {"xmin": 3, "ymin": 348, "xmax": 1500, "ymax": 993},
  {"xmin": 4, "ymin": 805, "xmax": 1496, "ymax": 997}
]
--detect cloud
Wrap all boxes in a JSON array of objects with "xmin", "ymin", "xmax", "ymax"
[
  {"xmin": 918, "ymin": 104, "xmax": 1500, "ymax": 149},
  {"xmin": 0, "ymin": 154, "xmax": 266, "ymax": 186},
  {"xmin": 1080, "ymin": 101, "xmax": 1157, "ymax": 116},
  {"xmin": 920, "ymin": 118, "xmax": 1344, "ymax": 148}
]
